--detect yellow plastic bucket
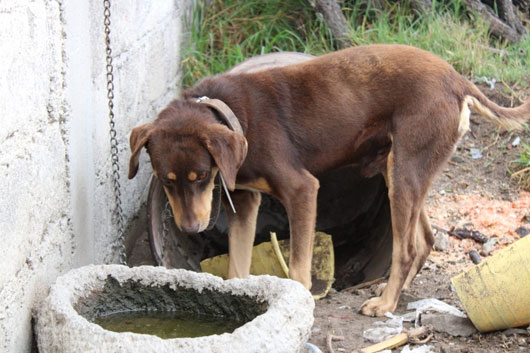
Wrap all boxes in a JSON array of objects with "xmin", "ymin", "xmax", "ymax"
[
  {"xmin": 451, "ymin": 235, "xmax": 530, "ymax": 332},
  {"xmin": 201, "ymin": 232, "xmax": 335, "ymax": 300}
]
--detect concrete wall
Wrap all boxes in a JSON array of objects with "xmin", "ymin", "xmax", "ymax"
[{"xmin": 0, "ymin": 1, "xmax": 194, "ymax": 351}]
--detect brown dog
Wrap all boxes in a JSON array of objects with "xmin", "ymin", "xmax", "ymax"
[{"xmin": 129, "ymin": 44, "xmax": 529, "ymax": 316}]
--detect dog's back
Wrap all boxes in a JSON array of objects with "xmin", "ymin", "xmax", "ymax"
[{"xmin": 185, "ymin": 44, "xmax": 529, "ymax": 177}]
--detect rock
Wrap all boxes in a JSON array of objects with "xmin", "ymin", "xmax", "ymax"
[
  {"xmin": 468, "ymin": 250, "xmax": 482, "ymax": 264},
  {"xmin": 421, "ymin": 313, "xmax": 478, "ymax": 337},
  {"xmin": 434, "ymin": 232, "xmax": 450, "ymax": 251},
  {"xmin": 451, "ymin": 156, "xmax": 464, "ymax": 163},
  {"xmin": 502, "ymin": 328, "xmax": 529, "ymax": 336},
  {"xmin": 515, "ymin": 226, "xmax": 529, "ymax": 238}
]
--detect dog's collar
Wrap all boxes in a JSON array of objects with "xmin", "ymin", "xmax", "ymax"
[
  {"xmin": 195, "ymin": 96, "xmax": 244, "ymax": 136},
  {"xmin": 196, "ymin": 96, "xmax": 240, "ymax": 215}
]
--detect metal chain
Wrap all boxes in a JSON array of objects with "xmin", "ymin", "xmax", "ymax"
[
  {"xmin": 104, "ymin": 0, "xmax": 127, "ymax": 265},
  {"xmin": 161, "ymin": 201, "xmax": 173, "ymax": 265}
]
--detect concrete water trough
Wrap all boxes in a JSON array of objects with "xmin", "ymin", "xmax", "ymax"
[{"xmin": 35, "ymin": 264, "xmax": 314, "ymax": 353}]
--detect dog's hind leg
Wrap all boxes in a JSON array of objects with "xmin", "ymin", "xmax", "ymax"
[
  {"xmin": 362, "ymin": 114, "xmax": 458, "ymax": 316},
  {"xmin": 226, "ymin": 190, "xmax": 261, "ymax": 279},
  {"xmin": 374, "ymin": 175, "xmax": 434, "ymax": 295},
  {"xmin": 403, "ymin": 205, "xmax": 434, "ymax": 289},
  {"xmin": 361, "ymin": 146, "xmax": 423, "ymax": 316}
]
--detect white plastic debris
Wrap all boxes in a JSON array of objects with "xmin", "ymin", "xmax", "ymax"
[
  {"xmin": 470, "ymin": 147, "xmax": 483, "ymax": 159},
  {"xmin": 401, "ymin": 344, "xmax": 434, "ymax": 353},
  {"xmin": 362, "ymin": 312, "xmax": 404, "ymax": 343},
  {"xmin": 407, "ymin": 298, "xmax": 466, "ymax": 318},
  {"xmin": 304, "ymin": 342, "xmax": 323, "ymax": 353},
  {"xmin": 482, "ymin": 237, "xmax": 498, "ymax": 255},
  {"xmin": 401, "ymin": 311, "xmax": 417, "ymax": 323},
  {"xmin": 512, "ymin": 136, "xmax": 521, "ymax": 147},
  {"xmin": 422, "ymin": 261, "xmax": 437, "ymax": 271},
  {"xmin": 477, "ymin": 76, "xmax": 496, "ymax": 90}
]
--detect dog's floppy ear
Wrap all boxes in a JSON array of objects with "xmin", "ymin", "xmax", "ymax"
[
  {"xmin": 201, "ymin": 124, "xmax": 248, "ymax": 191},
  {"xmin": 128, "ymin": 122, "xmax": 154, "ymax": 179}
]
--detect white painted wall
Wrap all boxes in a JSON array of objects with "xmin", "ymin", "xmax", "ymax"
[{"xmin": 0, "ymin": 1, "xmax": 194, "ymax": 351}]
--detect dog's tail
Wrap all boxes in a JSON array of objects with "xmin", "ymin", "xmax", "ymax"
[{"xmin": 464, "ymin": 82, "xmax": 530, "ymax": 131}]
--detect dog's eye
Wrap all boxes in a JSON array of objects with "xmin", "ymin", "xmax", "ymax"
[
  {"xmin": 188, "ymin": 171, "xmax": 209, "ymax": 183},
  {"xmin": 196, "ymin": 171, "xmax": 209, "ymax": 182}
]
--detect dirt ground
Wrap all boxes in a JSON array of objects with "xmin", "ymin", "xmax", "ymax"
[
  {"xmin": 307, "ymin": 83, "xmax": 530, "ymax": 353},
  {"xmin": 127, "ymin": 83, "xmax": 530, "ymax": 353}
]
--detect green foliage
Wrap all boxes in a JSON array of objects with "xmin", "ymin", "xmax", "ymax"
[
  {"xmin": 510, "ymin": 142, "xmax": 530, "ymax": 190},
  {"xmin": 181, "ymin": 0, "xmax": 334, "ymax": 87},
  {"xmin": 342, "ymin": 0, "xmax": 530, "ymax": 86},
  {"xmin": 181, "ymin": 0, "xmax": 529, "ymax": 89},
  {"xmin": 515, "ymin": 143, "xmax": 530, "ymax": 167}
]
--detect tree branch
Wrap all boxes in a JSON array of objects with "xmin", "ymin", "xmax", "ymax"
[
  {"xmin": 310, "ymin": 0, "xmax": 352, "ymax": 48},
  {"xmin": 497, "ymin": 0, "xmax": 527, "ymax": 35},
  {"xmin": 464, "ymin": 0, "xmax": 523, "ymax": 43},
  {"xmin": 410, "ymin": 0, "xmax": 433, "ymax": 14}
]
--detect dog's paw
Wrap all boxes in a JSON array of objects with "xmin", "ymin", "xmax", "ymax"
[
  {"xmin": 360, "ymin": 297, "xmax": 396, "ymax": 317},
  {"xmin": 374, "ymin": 282, "xmax": 387, "ymax": 297}
]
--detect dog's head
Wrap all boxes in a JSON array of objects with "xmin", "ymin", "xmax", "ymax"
[{"xmin": 128, "ymin": 101, "xmax": 247, "ymax": 233}]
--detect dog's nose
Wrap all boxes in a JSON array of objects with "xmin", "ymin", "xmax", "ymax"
[{"xmin": 180, "ymin": 223, "xmax": 201, "ymax": 234}]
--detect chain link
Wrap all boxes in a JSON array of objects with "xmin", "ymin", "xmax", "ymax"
[{"xmin": 103, "ymin": 0, "xmax": 127, "ymax": 265}]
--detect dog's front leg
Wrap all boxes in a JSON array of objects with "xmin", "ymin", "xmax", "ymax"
[
  {"xmin": 277, "ymin": 170, "xmax": 320, "ymax": 290},
  {"xmin": 225, "ymin": 190, "xmax": 261, "ymax": 279}
]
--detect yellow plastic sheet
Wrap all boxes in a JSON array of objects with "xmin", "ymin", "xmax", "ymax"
[{"xmin": 201, "ymin": 232, "xmax": 335, "ymax": 299}]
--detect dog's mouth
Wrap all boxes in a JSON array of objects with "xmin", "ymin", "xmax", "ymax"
[{"xmin": 170, "ymin": 173, "xmax": 222, "ymax": 234}]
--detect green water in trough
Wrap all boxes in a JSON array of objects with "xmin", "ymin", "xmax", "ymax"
[
  {"xmin": 94, "ymin": 310, "xmax": 245, "ymax": 338},
  {"xmin": 76, "ymin": 276, "xmax": 267, "ymax": 339}
]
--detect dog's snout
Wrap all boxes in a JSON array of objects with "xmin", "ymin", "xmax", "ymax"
[{"xmin": 180, "ymin": 222, "xmax": 201, "ymax": 234}]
